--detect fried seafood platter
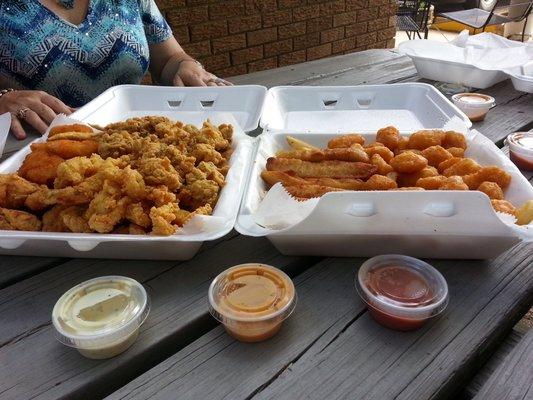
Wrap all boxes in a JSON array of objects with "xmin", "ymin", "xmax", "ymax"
[
  {"xmin": 0, "ymin": 116, "xmax": 234, "ymax": 235},
  {"xmin": 261, "ymin": 127, "xmax": 533, "ymax": 226}
]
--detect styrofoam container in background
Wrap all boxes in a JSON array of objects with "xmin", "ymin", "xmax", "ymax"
[
  {"xmin": 0, "ymin": 85, "xmax": 267, "ymax": 260},
  {"xmin": 403, "ymin": 55, "xmax": 507, "ymax": 89}
]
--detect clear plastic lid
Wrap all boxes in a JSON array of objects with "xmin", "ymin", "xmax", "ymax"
[
  {"xmin": 507, "ymin": 132, "xmax": 533, "ymax": 156},
  {"xmin": 452, "ymin": 93, "xmax": 495, "ymax": 108},
  {"xmin": 355, "ymin": 255, "xmax": 449, "ymax": 320},
  {"xmin": 52, "ymin": 276, "xmax": 150, "ymax": 349},
  {"xmin": 208, "ymin": 263, "xmax": 296, "ymax": 323}
]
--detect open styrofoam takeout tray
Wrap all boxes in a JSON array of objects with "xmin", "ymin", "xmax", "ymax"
[
  {"xmin": 0, "ymin": 85, "xmax": 266, "ymax": 259},
  {"xmin": 235, "ymin": 84, "xmax": 533, "ymax": 259},
  {"xmin": 0, "ymin": 83, "xmax": 529, "ymax": 260}
]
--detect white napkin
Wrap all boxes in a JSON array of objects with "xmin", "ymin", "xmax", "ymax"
[
  {"xmin": 0, "ymin": 112, "xmax": 11, "ymax": 157},
  {"xmin": 252, "ymin": 183, "xmax": 318, "ymax": 230}
]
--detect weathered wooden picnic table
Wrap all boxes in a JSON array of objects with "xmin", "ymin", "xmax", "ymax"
[{"xmin": 1, "ymin": 49, "xmax": 532, "ymax": 400}]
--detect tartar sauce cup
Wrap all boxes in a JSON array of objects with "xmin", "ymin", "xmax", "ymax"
[
  {"xmin": 208, "ymin": 263, "xmax": 297, "ymax": 342},
  {"xmin": 506, "ymin": 132, "xmax": 533, "ymax": 171},
  {"xmin": 451, "ymin": 93, "xmax": 495, "ymax": 122},
  {"xmin": 355, "ymin": 255, "xmax": 449, "ymax": 331},
  {"xmin": 52, "ymin": 276, "xmax": 150, "ymax": 359}
]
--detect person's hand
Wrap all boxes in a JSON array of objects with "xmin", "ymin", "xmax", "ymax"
[
  {"xmin": 0, "ymin": 90, "xmax": 73, "ymax": 140},
  {"xmin": 173, "ymin": 60, "xmax": 232, "ymax": 87}
]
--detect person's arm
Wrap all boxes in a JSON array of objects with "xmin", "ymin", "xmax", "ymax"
[{"xmin": 148, "ymin": 37, "xmax": 231, "ymax": 87}]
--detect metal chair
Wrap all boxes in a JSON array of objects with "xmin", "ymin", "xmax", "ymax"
[
  {"xmin": 397, "ymin": 0, "xmax": 432, "ymax": 39},
  {"xmin": 436, "ymin": 0, "xmax": 533, "ymax": 41}
]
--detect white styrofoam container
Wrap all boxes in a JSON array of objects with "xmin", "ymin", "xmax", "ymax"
[
  {"xmin": 405, "ymin": 55, "xmax": 508, "ymax": 90},
  {"xmin": 260, "ymin": 83, "xmax": 472, "ymax": 132},
  {"xmin": 505, "ymin": 64, "xmax": 533, "ymax": 93},
  {"xmin": 235, "ymin": 84, "xmax": 533, "ymax": 259},
  {"xmin": 0, "ymin": 85, "xmax": 267, "ymax": 260}
]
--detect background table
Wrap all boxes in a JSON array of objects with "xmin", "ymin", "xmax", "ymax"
[{"xmin": 1, "ymin": 49, "xmax": 532, "ymax": 400}]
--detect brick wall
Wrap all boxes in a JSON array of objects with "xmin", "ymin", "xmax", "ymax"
[{"xmin": 156, "ymin": 0, "xmax": 397, "ymax": 78}]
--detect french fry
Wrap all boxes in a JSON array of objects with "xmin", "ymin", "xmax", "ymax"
[
  {"xmin": 266, "ymin": 157, "xmax": 377, "ymax": 179},
  {"xmin": 286, "ymin": 136, "xmax": 319, "ymax": 151}
]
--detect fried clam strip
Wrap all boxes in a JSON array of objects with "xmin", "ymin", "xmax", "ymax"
[
  {"xmin": 0, "ymin": 208, "xmax": 41, "ymax": 231},
  {"xmin": 61, "ymin": 206, "xmax": 92, "ymax": 233},
  {"xmin": 266, "ymin": 157, "xmax": 376, "ymax": 179},
  {"xmin": 42, "ymin": 205, "xmax": 70, "ymax": 232},
  {"xmin": 0, "ymin": 174, "xmax": 39, "ymax": 209},
  {"xmin": 85, "ymin": 180, "xmax": 130, "ymax": 233},
  {"xmin": 150, "ymin": 203, "xmax": 212, "ymax": 236}
]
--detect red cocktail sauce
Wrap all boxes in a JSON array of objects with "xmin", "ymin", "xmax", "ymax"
[{"xmin": 365, "ymin": 265, "xmax": 433, "ymax": 331}]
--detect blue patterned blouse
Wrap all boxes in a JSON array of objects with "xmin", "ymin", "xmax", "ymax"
[{"xmin": 0, "ymin": 0, "xmax": 172, "ymax": 107}]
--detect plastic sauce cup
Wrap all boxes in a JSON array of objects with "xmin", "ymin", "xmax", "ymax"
[
  {"xmin": 451, "ymin": 93, "xmax": 495, "ymax": 122},
  {"xmin": 208, "ymin": 264, "xmax": 296, "ymax": 342},
  {"xmin": 52, "ymin": 276, "xmax": 150, "ymax": 359},
  {"xmin": 506, "ymin": 132, "xmax": 533, "ymax": 171},
  {"xmin": 355, "ymin": 255, "xmax": 449, "ymax": 331}
]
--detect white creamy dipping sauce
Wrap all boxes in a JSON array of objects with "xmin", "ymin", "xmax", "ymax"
[{"xmin": 52, "ymin": 276, "xmax": 149, "ymax": 359}]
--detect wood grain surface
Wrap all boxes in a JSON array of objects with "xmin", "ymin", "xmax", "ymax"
[{"xmin": 1, "ymin": 49, "xmax": 532, "ymax": 400}]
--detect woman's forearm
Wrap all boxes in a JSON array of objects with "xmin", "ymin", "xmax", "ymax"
[{"xmin": 148, "ymin": 37, "xmax": 191, "ymax": 85}]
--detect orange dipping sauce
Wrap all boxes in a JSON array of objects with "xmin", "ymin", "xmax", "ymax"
[
  {"xmin": 507, "ymin": 132, "xmax": 533, "ymax": 172},
  {"xmin": 356, "ymin": 255, "xmax": 448, "ymax": 331}
]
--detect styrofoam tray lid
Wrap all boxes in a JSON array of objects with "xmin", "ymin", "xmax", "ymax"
[
  {"xmin": 73, "ymin": 84, "xmax": 267, "ymax": 132},
  {"xmin": 259, "ymin": 83, "xmax": 472, "ymax": 133}
]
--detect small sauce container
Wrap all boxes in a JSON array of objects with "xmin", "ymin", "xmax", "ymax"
[
  {"xmin": 208, "ymin": 263, "xmax": 296, "ymax": 342},
  {"xmin": 52, "ymin": 276, "xmax": 150, "ymax": 359},
  {"xmin": 451, "ymin": 93, "xmax": 495, "ymax": 122},
  {"xmin": 355, "ymin": 255, "xmax": 448, "ymax": 331},
  {"xmin": 506, "ymin": 132, "xmax": 533, "ymax": 171}
]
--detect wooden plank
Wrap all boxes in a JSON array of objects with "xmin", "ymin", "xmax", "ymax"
[
  {"xmin": 0, "ymin": 256, "xmax": 64, "ymax": 289},
  {"xmin": 0, "ymin": 234, "xmax": 318, "ymax": 400},
  {"xmin": 106, "ymin": 243, "xmax": 533, "ymax": 400},
  {"xmin": 473, "ymin": 328, "xmax": 533, "ymax": 400},
  {"xmin": 230, "ymin": 49, "xmax": 417, "ymax": 87}
]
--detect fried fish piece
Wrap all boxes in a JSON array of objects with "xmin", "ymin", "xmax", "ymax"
[
  {"xmin": 328, "ymin": 134, "xmax": 365, "ymax": 148},
  {"xmin": 48, "ymin": 124, "xmax": 94, "ymax": 138},
  {"xmin": 47, "ymin": 131, "xmax": 100, "ymax": 141},
  {"xmin": 305, "ymin": 177, "xmax": 365, "ymax": 190},
  {"xmin": 266, "ymin": 157, "xmax": 376, "ymax": 179},
  {"xmin": 19, "ymin": 150, "xmax": 64, "ymax": 186},
  {"xmin": 276, "ymin": 147, "xmax": 370, "ymax": 163},
  {"xmin": 32, "ymin": 140, "xmax": 98, "ymax": 159}
]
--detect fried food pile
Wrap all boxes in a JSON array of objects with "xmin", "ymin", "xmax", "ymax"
[
  {"xmin": 0, "ymin": 116, "xmax": 233, "ymax": 235},
  {"xmin": 261, "ymin": 127, "xmax": 533, "ymax": 225}
]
